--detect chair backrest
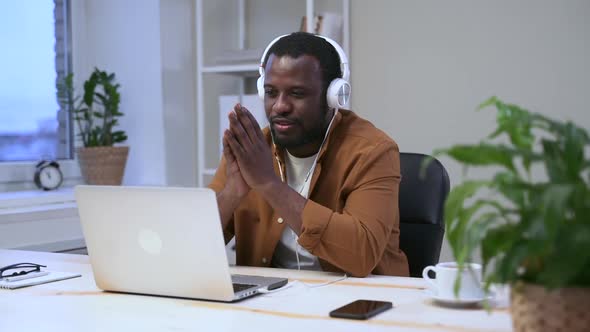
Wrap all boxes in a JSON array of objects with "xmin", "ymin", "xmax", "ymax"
[{"xmin": 398, "ymin": 152, "xmax": 450, "ymax": 277}]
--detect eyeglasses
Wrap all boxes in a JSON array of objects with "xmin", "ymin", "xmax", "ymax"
[{"xmin": 0, "ymin": 263, "xmax": 47, "ymax": 279}]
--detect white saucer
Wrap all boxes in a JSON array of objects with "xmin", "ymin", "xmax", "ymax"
[{"xmin": 425, "ymin": 290, "xmax": 491, "ymax": 306}]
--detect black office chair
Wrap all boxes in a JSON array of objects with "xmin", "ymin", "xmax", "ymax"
[{"xmin": 398, "ymin": 152, "xmax": 450, "ymax": 277}]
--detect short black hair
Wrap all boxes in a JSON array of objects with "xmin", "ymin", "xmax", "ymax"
[{"xmin": 263, "ymin": 32, "xmax": 342, "ymax": 93}]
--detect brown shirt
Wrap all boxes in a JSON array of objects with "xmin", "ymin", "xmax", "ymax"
[{"xmin": 208, "ymin": 109, "xmax": 409, "ymax": 277}]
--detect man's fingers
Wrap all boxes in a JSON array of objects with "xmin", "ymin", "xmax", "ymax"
[
  {"xmin": 236, "ymin": 106, "xmax": 264, "ymax": 142},
  {"xmin": 225, "ymin": 128, "xmax": 245, "ymax": 158},
  {"xmin": 222, "ymin": 131, "xmax": 236, "ymax": 162},
  {"xmin": 241, "ymin": 106, "xmax": 266, "ymax": 141},
  {"xmin": 229, "ymin": 111, "xmax": 252, "ymax": 146}
]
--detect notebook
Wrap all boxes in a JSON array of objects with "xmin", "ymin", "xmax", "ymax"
[
  {"xmin": 0, "ymin": 271, "xmax": 81, "ymax": 290},
  {"xmin": 75, "ymin": 185, "xmax": 288, "ymax": 302}
]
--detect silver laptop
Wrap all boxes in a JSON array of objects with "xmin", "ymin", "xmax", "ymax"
[{"xmin": 75, "ymin": 185, "xmax": 287, "ymax": 302}]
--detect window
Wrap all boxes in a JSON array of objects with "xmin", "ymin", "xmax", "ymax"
[{"xmin": 0, "ymin": 0, "xmax": 72, "ymax": 163}]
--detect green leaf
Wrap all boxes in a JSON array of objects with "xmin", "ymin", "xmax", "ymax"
[
  {"xmin": 539, "ymin": 184, "xmax": 575, "ymax": 239},
  {"xmin": 476, "ymin": 96, "xmax": 499, "ymax": 111},
  {"xmin": 478, "ymin": 97, "xmax": 535, "ymax": 150},
  {"xmin": 418, "ymin": 155, "xmax": 436, "ymax": 180},
  {"xmin": 493, "ymin": 172, "xmax": 526, "ymax": 206},
  {"xmin": 535, "ymin": 224, "xmax": 590, "ymax": 287},
  {"xmin": 494, "ymin": 240, "xmax": 530, "ymax": 284},
  {"xmin": 95, "ymin": 92, "xmax": 107, "ymax": 102},
  {"xmin": 444, "ymin": 181, "xmax": 490, "ymax": 257},
  {"xmin": 435, "ymin": 143, "xmax": 516, "ymax": 172},
  {"xmin": 562, "ymin": 122, "xmax": 587, "ymax": 181},
  {"xmin": 482, "ymin": 222, "xmax": 519, "ymax": 255},
  {"xmin": 453, "ymin": 199, "xmax": 511, "ymax": 265},
  {"xmin": 499, "ymin": 102, "xmax": 534, "ymax": 150},
  {"xmin": 472, "ymin": 212, "xmax": 503, "ymax": 272},
  {"xmin": 112, "ymin": 131, "xmax": 128, "ymax": 144},
  {"xmin": 83, "ymin": 75, "xmax": 98, "ymax": 107}
]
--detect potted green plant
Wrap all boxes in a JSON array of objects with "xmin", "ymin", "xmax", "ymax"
[
  {"xmin": 58, "ymin": 68, "xmax": 129, "ymax": 185},
  {"xmin": 432, "ymin": 97, "xmax": 589, "ymax": 331}
]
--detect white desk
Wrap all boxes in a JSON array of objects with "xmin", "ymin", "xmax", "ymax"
[{"xmin": 0, "ymin": 250, "xmax": 512, "ymax": 332}]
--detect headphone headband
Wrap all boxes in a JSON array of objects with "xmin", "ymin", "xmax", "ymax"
[{"xmin": 258, "ymin": 34, "xmax": 349, "ymax": 82}]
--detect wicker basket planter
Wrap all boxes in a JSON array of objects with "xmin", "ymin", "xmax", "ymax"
[
  {"xmin": 77, "ymin": 146, "xmax": 129, "ymax": 185},
  {"xmin": 511, "ymin": 283, "xmax": 590, "ymax": 332}
]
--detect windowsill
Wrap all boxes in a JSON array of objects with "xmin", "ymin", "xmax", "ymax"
[
  {"xmin": 0, "ymin": 187, "xmax": 76, "ymax": 209},
  {"xmin": 0, "ymin": 187, "xmax": 83, "ymax": 252},
  {"xmin": 0, "ymin": 188, "xmax": 77, "ymax": 225},
  {"xmin": 17, "ymin": 238, "xmax": 86, "ymax": 253}
]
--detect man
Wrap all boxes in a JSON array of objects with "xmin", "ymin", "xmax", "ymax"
[{"xmin": 209, "ymin": 32, "xmax": 409, "ymax": 277}]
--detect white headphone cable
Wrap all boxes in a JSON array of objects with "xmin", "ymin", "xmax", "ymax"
[
  {"xmin": 292, "ymin": 109, "xmax": 337, "ymax": 271},
  {"xmin": 270, "ymin": 109, "xmax": 337, "ymax": 271}
]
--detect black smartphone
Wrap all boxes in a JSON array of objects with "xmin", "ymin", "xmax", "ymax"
[{"xmin": 329, "ymin": 299, "xmax": 393, "ymax": 320}]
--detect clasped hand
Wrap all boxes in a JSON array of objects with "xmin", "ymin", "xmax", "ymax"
[{"xmin": 223, "ymin": 103, "xmax": 277, "ymax": 196}]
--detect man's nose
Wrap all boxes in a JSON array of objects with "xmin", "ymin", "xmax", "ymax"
[{"xmin": 272, "ymin": 93, "xmax": 292, "ymax": 115}]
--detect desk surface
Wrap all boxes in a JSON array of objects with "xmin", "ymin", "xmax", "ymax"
[{"xmin": 0, "ymin": 250, "xmax": 513, "ymax": 332}]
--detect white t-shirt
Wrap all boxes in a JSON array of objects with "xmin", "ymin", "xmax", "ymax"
[{"xmin": 271, "ymin": 150, "xmax": 322, "ymax": 270}]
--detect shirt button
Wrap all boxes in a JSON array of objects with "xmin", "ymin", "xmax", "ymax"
[
  {"xmin": 277, "ymin": 217, "xmax": 284, "ymax": 224},
  {"xmin": 262, "ymin": 257, "xmax": 268, "ymax": 264}
]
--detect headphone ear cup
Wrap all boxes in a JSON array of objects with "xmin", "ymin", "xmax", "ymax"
[
  {"xmin": 326, "ymin": 78, "xmax": 351, "ymax": 109},
  {"xmin": 257, "ymin": 75, "xmax": 265, "ymax": 100}
]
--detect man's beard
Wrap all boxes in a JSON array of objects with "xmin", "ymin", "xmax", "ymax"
[{"xmin": 271, "ymin": 112, "xmax": 330, "ymax": 150}]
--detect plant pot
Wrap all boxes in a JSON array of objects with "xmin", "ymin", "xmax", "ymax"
[
  {"xmin": 511, "ymin": 282, "xmax": 590, "ymax": 332},
  {"xmin": 77, "ymin": 146, "xmax": 129, "ymax": 185}
]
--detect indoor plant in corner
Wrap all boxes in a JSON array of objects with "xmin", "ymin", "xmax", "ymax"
[
  {"xmin": 433, "ymin": 97, "xmax": 589, "ymax": 332},
  {"xmin": 59, "ymin": 68, "xmax": 129, "ymax": 185}
]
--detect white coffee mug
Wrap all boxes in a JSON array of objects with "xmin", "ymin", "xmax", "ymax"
[{"xmin": 422, "ymin": 262, "xmax": 484, "ymax": 300}]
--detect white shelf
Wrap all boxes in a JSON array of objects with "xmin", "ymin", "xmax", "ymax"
[{"xmin": 201, "ymin": 64, "xmax": 259, "ymax": 76}]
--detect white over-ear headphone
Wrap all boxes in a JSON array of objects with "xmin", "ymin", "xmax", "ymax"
[{"xmin": 257, "ymin": 34, "xmax": 351, "ymax": 109}]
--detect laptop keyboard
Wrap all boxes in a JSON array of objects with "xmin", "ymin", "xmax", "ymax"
[{"xmin": 233, "ymin": 283, "xmax": 257, "ymax": 293}]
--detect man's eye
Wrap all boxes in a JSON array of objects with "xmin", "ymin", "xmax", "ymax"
[
  {"xmin": 291, "ymin": 90, "xmax": 305, "ymax": 98},
  {"xmin": 265, "ymin": 89, "xmax": 277, "ymax": 97}
]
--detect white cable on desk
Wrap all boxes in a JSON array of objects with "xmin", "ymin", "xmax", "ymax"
[
  {"xmin": 258, "ymin": 274, "xmax": 348, "ymax": 297},
  {"xmin": 299, "ymin": 273, "xmax": 348, "ymax": 288}
]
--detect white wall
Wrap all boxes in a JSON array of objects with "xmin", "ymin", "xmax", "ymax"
[
  {"xmin": 350, "ymin": 0, "xmax": 590, "ymax": 261},
  {"xmin": 351, "ymin": 0, "xmax": 590, "ymax": 167},
  {"xmin": 75, "ymin": 0, "xmax": 168, "ymax": 186}
]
